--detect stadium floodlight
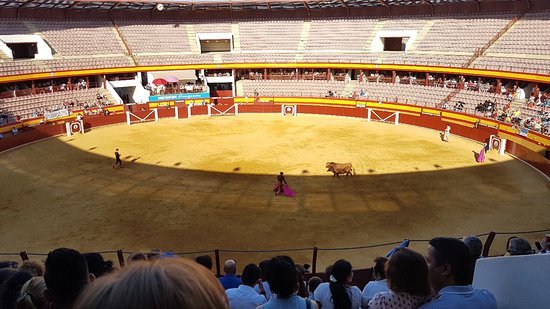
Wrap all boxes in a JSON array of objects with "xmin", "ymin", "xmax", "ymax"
[{"xmin": 156, "ymin": 3, "xmax": 164, "ymax": 11}]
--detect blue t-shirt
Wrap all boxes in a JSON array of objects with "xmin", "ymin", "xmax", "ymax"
[
  {"xmin": 419, "ymin": 285, "xmax": 497, "ymax": 309},
  {"xmin": 219, "ymin": 274, "xmax": 242, "ymax": 290}
]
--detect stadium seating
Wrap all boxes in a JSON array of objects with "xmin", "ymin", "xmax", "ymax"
[
  {"xmin": 33, "ymin": 21, "xmax": 126, "ymax": 56},
  {"xmin": 239, "ymin": 20, "xmax": 302, "ymax": 51},
  {"xmin": 238, "ymin": 79, "xmax": 512, "ymax": 112},
  {"xmin": 0, "ymin": 88, "xmax": 116, "ymax": 120},
  {"xmin": 1, "ymin": 13, "xmax": 549, "ymax": 75},
  {"xmin": 117, "ymin": 21, "xmax": 193, "ymax": 54}
]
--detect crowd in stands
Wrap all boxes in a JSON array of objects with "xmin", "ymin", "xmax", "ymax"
[
  {"xmin": 243, "ymin": 72, "xmax": 550, "ymax": 136},
  {"xmin": 0, "ymin": 234, "xmax": 548, "ymax": 309},
  {"xmin": 146, "ymin": 82, "xmax": 207, "ymax": 96}
]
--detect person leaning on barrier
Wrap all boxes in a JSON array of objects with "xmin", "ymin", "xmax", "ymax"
[{"xmin": 74, "ymin": 258, "xmax": 229, "ymax": 309}]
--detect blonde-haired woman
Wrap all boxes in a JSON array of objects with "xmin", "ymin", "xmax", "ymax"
[{"xmin": 74, "ymin": 258, "xmax": 229, "ymax": 309}]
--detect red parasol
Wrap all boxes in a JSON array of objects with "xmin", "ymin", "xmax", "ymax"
[{"xmin": 152, "ymin": 78, "xmax": 168, "ymax": 85}]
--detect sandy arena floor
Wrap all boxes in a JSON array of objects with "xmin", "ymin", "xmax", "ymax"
[{"xmin": 0, "ymin": 114, "xmax": 548, "ymax": 269}]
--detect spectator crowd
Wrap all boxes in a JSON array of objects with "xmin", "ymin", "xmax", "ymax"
[{"xmin": 0, "ymin": 233, "xmax": 548, "ymax": 309}]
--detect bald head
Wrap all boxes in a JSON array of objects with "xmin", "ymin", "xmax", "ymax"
[{"xmin": 224, "ymin": 260, "xmax": 236, "ymax": 275}]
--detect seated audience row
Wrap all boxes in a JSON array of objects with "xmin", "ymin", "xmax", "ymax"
[{"xmin": 0, "ymin": 234, "xmax": 547, "ymax": 309}]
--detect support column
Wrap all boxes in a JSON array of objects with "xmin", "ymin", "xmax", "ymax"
[
  {"xmin": 86, "ymin": 76, "xmax": 90, "ymax": 89},
  {"xmin": 31, "ymin": 80, "xmax": 35, "ymax": 95},
  {"xmin": 232, "ymin": 68, "xmax": 236, "ymax": 97},
  {"xmin": 263, "ymin": 68, "xmax": 267, "ymax": 80},
  {"xmin": 327, "ymin": 68, "xmax": 331, "ymax": 81},
  {"xmin": 68, "ymin": 79, "xmax": 72, "ymax": 91},
  {"xmin": 496, "ymin": 79, "xmax": 502, "ymax": 94},
  {"xmin": 425, "ymin": 73, "xmax": 430, "ymax": 86},
  {"xmin": 534, "ymin": 83, "xmax": 540, "ymax": 98},
  {"xmin": 392, "ymin": 71, "xmax": 396, "ymax": 84},
  {"xmin": 359, "ymin": 70, "xmax": 363, "ymax": 82}
]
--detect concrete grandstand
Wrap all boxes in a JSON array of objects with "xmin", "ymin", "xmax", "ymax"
[{"xmin": 0, "ymin": 1, "xmax": 549, "ymax": 307}]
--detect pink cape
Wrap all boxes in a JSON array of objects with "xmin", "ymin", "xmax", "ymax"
[
  {"xmin": 477, "ymin": 148, "xmax": 485, "ymax": 163},
  {"xmin": 283, "ymin": 185, "xmax": 296, "ymax": 197},
  {"xmin": 274, "ymin": 184, "xmax": 296, "ymax": 197}
]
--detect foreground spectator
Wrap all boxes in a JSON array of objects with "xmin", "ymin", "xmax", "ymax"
[
  {"xmin": 369, "ymin": 248, "xmax": 431, "ymax": 309},
  {"xmin": 504, "ymin": 237, "xmax": 517, "ymax": 255},
  {"xmin": 542, "ymin": 234, "xmax": 550, "ymax": 254},
  {"xmin": 18, "ymin": 261, "xmax": 44, "ymax": 277},
  {"xmin": 507, "ymin": 238, "xmax": 533, "ymax": 256},
  {"xmin": 462, "ymin": 235, "xmax": 483, "ymax": 283},
  {"xmin": 0, "ymin": 271, "xmax": 32, "ymax": 309},
  {"xmin": 146, "ymin": 249, "xmax": 162, "ymax": 261},
  {"xmin": 258, "ymin": 256, "xmax": 318, "ymax": 309},
  {"xmin": 0, "ymin": 261, "xmax": 18, "ymax": 269},
  {"xmin": 219, "ymin": 260, "xmax": 241, "ymax": 290},
  {"xmin": 254, "ymin": 260, "xmax": 272, "ymax": 301},
  {"xmin": 462, "ymin": 236, "xmax": 483, "ymax": 260},
  {"xmin": 226, "ymin": 263, "xmax": 266, "ymax": 309},
  {"xmin": 15, "ymin": 276, "xmax": 46, "ymax": 309},
  {"xmin": 307, "ymin": 277, "xmax": 322, "ymax": 299},
  {"xmin": 362, "ymin": 257, "xmax": 389, "ymax": 303},
  {"xmin": 419, "ymin": 237, "xmax": 496, "ymax": 309},
  {"xmin": 126, "ymin": 252, "xmax": 147, "ymax": 264},
  {"xmin": 44, "ymin": 248, "xmax": 90, "ymax": 309},
  {"xmin": 0, "ymin": 268, "xmax": 17, "ymax": 291},
  {"xmin": 83, "ymin": 253, "xmax": 114, "ymax": 279},
  {"xmin": 313, "ymin": 259, "xmax": 365, "ymax": 309},
  {"xmin": 295, "ymin": 263, "xmax": 308, "ymax": 298},
  {"xmin": 74, "ymin": 258, "xmax": 229, "ymax": 309},
  {"xmin": 195, "ymin": 255, "xmax": 213, "ymax": 270}
]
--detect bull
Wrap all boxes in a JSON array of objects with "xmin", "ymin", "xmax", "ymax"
[{"xmin": 326, "ymin": 162, "xmax": 355, "ymax": 179}]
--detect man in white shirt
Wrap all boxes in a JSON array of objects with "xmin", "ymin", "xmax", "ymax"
[
  {"xmin": 226, "ymin": 263, "xmax": 266, "ymax": 309},
  {"xmin": 362, "ymin": 257, "xmax": 389, "ymax": 303}
]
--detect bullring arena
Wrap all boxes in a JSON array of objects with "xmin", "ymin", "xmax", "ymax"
[
  {"xmin": 0, "ymin": 0, "xmax": 550, "ymax": 303},
  {"xmin": 1, "ymin": 107, "xmax": 548, "ymax": 270}
]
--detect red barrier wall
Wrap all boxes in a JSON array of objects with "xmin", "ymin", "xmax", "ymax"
[
  {"xmin": 506, "ymin": 140, "xmax": 550, "ymax": 176},
  {"xmin": 0, "ymin": 124, "xmax": 65, "ymax": 152},
  {"xmin": 1, "ymin": 104, "xmax": 548, "ymax": 177}
]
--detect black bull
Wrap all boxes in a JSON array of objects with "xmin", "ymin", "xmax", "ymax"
[{"xmin": 326, "ymin": 162, "xmax": 355, "ymax": 178}]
